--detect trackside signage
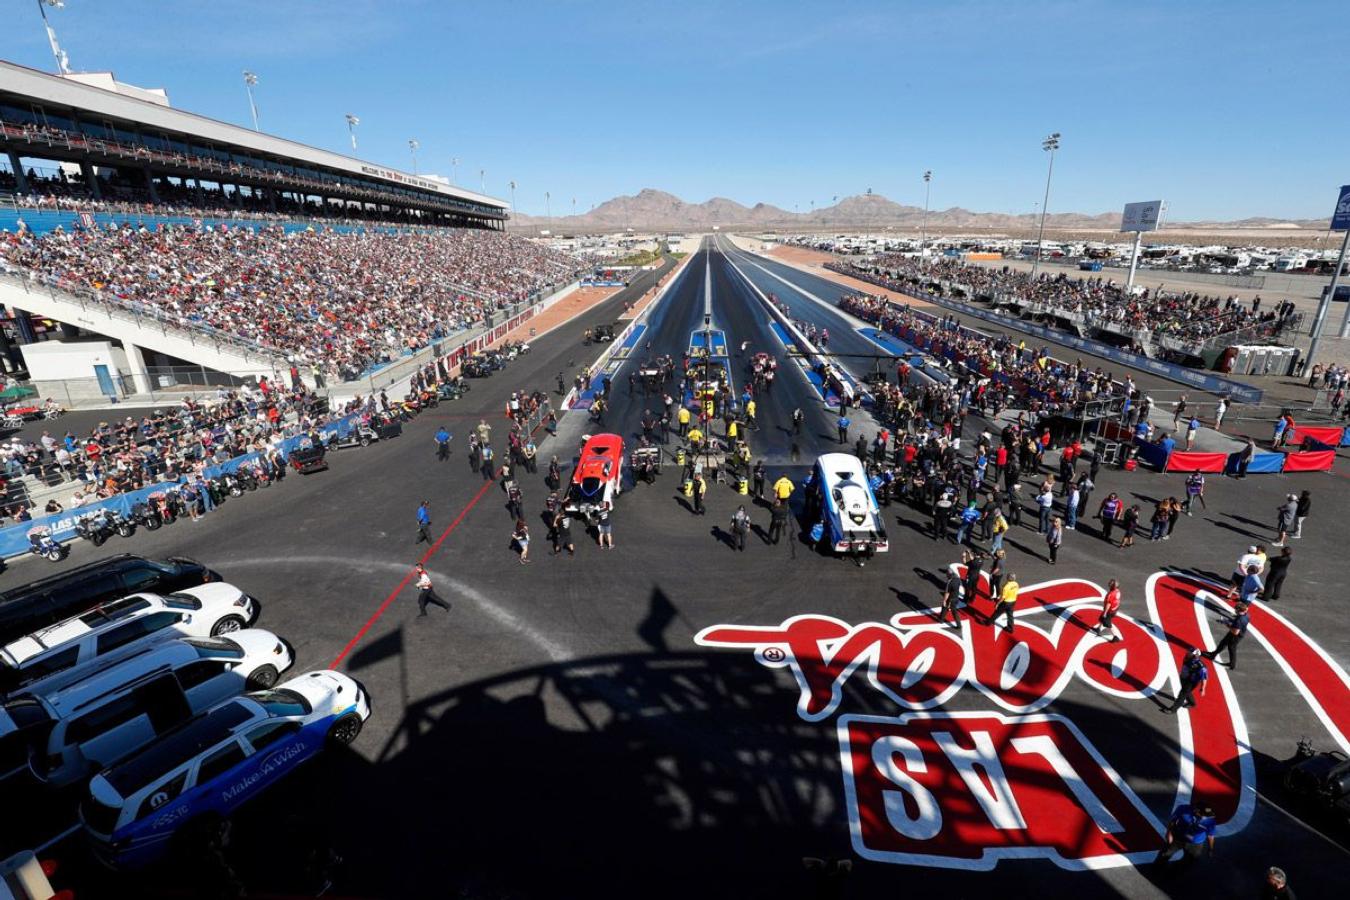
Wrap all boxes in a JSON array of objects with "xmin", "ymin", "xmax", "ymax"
[
  {"xmin": 1333, "ymin": 185, "xmax": 1350, "ymax": 232},
  {"xmin": 695, "ymin": 572, "xmax": 1350, "ymax": 870}
]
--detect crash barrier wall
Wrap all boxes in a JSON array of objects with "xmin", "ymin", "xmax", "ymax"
[
  {"xmin": 0, "ymin": 412, "xmax": 369, "ymax": 560},
  {"xmin": 562, "ymin": 256, "xmax": 692, "ymax": 411},
  {"xmin": 829, "ymin": 265, "xmax": 1266, "ymax": 404},
  {"xmin": 0, "ymin": 478, "xmax": 181, "ymax": 559},
  {"xmin": 1132, "ymin": 438, "xmax": 1337, "ymax": 475}
]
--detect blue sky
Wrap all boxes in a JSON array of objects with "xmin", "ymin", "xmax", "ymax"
[{"xmin": 4, "ymin": 0, "xmax": 1345, "ymax": 220}]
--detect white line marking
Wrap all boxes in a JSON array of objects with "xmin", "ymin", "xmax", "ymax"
[{"xmin": 223, "ymin": 555, "xmax": 572, "ymax": 662}]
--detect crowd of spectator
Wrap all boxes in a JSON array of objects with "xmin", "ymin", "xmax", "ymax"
[
  {"xmin": 0, "ymin": 218, "xmax": 581, "ymax": 381},
  {"xmin": 839, "ymin": 292, "xmax": 1129, "ymax": 419},
  {"xmin": 0, "ymin": 378, "xmax": 335, "ymax": 523},
  {"xmin": 835, "ymin": 255, "xmax": 1298, "ymax": 348}
]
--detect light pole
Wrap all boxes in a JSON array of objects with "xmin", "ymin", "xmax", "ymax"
[
  {"xmin": 344, "ymin": 114, "xmax": 360, "ymax": 151},
  {"xmin": 450, "ymin": 157, "xmax": 459, "ymax": 185},
  {"xmin": 479, "ymin": 168, "xmax": 485, "ymax": 193},
  {"xmin": 921, "ymin": 170, "xmax": 933, "ymax": 261},
  {"xmin": 545, "ymin": 191, "xmax": 551, "ymax": 231},
  {"xmin": 36, "ymin": 0, "xmax": 70, "ymax": 74},
  {"xmin": 508, "ymin": 180, "xmax": 517, "ymax": 215},
  {"xmin": 242, "ymin": 71, "xmax": 260, "ymax": 132},
  {"xmin": 571, "ymin": 197, "xmax": 576, "ymax": 221},
  {"xmin": 408, "ymin": 139, "xmax": 419, "ymax": 174},
  {"xmin": 1031, "ymin": 132, "xmax": 1060, "ymax": 280}
]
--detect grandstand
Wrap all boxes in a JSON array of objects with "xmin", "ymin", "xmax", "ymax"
[{"xmin": 0, "ymin": 60, "xmax": 581, "ymax": 401}]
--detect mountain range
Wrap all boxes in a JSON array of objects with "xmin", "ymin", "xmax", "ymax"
[{"xmin": 509, "ymin": 189, "xmax": 1327, "ymax": 232}]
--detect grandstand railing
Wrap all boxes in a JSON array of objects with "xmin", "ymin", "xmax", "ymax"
[{"xmin": 0, "ymin": 267, "xmax": 284, "ymax": 365}]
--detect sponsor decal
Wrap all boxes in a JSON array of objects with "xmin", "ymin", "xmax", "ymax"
[
  {"xmin": 220, "ymin": 739, "xmax": 309, "ymax": 803},
  {"xmin": 695, "ymin": 573, "xmax": 1350, "ymax": 870}
]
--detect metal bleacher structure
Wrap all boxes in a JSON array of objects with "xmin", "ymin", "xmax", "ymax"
[{"xmin": 0, "ymin": 58, "xmax": 517, "ymax": 403}]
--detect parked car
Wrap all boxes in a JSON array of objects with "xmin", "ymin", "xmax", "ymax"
[
  {"xmin": 0, "ymin": 556, "xmax": 218, "ymax": 646},
  {"xmin": 0, "ymin": 630, "xmax": 293, "ymax": 788},
  {"xmin": 0, "ymin": 583, "xmax": 257, "ymax": 697},
  {"xmin": 82, "ymin": 670, "xmax": 371, "ymax": 869}
]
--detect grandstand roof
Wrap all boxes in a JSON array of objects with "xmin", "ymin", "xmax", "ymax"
[{"xmin": 0, "ymin": 59, "xmax": 508, "ymax": 221}]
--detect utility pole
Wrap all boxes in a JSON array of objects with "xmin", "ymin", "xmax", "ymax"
[
  {"xmin": 36, "ymin": 0, "xmax": 71, "ymax": 75},
  {"xmin": 1031, "ymin": 133, "xmax": 1060, "ymax": 280},
  {"xmin": 242, "ymin": 71, "xmax": 260, "ymax": 132},
  {"xmin": 921, "ymin": 170, "xmax": 932, "ymax": 264}
]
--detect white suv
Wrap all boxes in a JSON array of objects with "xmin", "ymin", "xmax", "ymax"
[
  {"xmin": 2, "ymin": 630, "xmax": 293, "ymax": 787},
  {"xmin": 0, "ymin": 584, "xmax": 257, "ymax": 697}
]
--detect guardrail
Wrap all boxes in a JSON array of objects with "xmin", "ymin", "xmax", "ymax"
[{"xmin": 0, "ymin": 268, "xmax": 283, "ymax": 365}]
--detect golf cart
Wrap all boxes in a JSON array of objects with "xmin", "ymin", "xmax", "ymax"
[
  {"xmin": 323, "ymin": 420, "xmax": 379, "ymax": 450},
  {"xmin": 289, "ymin": 440, "xmax": 330, "ymax": 474}
]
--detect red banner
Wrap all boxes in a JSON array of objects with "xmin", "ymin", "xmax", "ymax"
[
  {"xmin": 1282, "ymin": 450, "xmax": 1335, "ymax": 472},
  {"xmin": 1290, "ymin": 425, "xmax": 1343, "ymax": 446},
  {"xmin": 1164, "ymin": 451, "xmax": 1228, "ymax": 473}
]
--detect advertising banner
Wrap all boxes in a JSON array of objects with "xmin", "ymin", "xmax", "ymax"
[
  {"xmin": 1332, "ymin": 185, "xmax": 1350, "ymax": 232},
  {"xmin": 1120, "ymin": 200, "xmax": 1164, "ymax": 233}
]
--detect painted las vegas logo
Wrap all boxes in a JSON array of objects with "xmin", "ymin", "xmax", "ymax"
[{"xmin": 695, "ymin": 572, "xmax": 1350, "ymax": 870}]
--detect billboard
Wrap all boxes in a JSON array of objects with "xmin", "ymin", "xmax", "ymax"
[
  {"xmin": 1332, "ymin": 185, "xmax": 1350, "ymax": 232},
  {"xmin": 1120, "ymin": 200, "xmax": 1164, "ymax": 233}
]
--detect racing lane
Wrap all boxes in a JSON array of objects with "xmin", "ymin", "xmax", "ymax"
[
  {"xmin": 707, "ymin": 241, "xmax": 850, "ymax": 461},
  {"xmin": 717, "ymin": 236, "xmax": 907, "ymax": 394},
  {"xmin": 596, "ymin": 241, "xmax": 842, "ymax": 465}
]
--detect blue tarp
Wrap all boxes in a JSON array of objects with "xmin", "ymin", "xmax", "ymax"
[
  {"xmin": 1225, "ymin": 451, "xmax": 1285, "ymax": 474},
  {"xmin": 1133, "ymin": 438, "xmax": 1171, "ymax": 471}
]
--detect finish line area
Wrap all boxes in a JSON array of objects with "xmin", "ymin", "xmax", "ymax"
[{"xmin": 1, "ymin": 239, "xmax": 1347, "ymax": 899}]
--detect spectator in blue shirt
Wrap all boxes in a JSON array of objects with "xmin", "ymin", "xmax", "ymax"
[
  {"xmin": 1153, "ymin": 801, "xmax": 1216, "ymax": 865},
  {"xmin": 956, "ymin": 501, "xmax": 980, "ymax": 545},
  {"xmin": 1158, "ymin": 432, "xmax": 1176, "ymax": 458}
]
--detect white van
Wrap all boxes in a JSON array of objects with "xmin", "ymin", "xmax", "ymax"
[{"xmin": 0, "ymin": 631, "xmax": 291, "ymax": 788}]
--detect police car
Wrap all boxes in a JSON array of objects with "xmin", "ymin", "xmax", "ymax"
[{"xmin": 80, "ymin": 669, "xmax": 370, "ymax": 870}]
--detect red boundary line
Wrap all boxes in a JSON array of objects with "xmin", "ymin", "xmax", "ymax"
[{"xmin": 330, "ymin": 478, "xmax": 495, "ymax": 668}]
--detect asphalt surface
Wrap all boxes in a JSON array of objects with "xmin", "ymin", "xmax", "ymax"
[{"xmin": 1, "ymin": 240, "xmax": 1348, "ymax": 899}]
